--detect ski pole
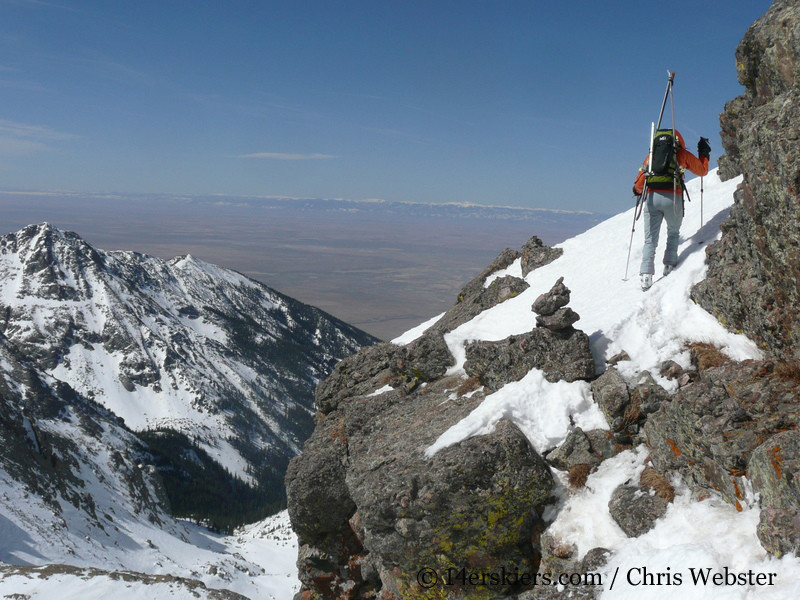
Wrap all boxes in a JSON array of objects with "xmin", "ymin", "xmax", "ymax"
[
  {"xmin": 624, "ymin": 187, "xmax": 646, "ymax": 280},
  {"xmin": 669, "ymin": 71, "xmax": 679, "ymax": 217}
]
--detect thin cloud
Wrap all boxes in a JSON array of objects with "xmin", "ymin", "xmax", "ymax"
[
  {"xmin": 0, "ymin": 0, "xmax": 77, "ymax": 10},
  {"xmin": 237, "ymin": 152, "xmax": 336, "ymax": 160},
  {"xmin": 0, "ymin": 78, "xmax": 47, "ymax": 92},
  {"xmin": 0, "ymin": 118, "xmax": 75, "ymax": 155}
]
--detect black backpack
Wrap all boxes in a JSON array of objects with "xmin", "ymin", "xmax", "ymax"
[{"xmin": 647, "ymin": 129, "xmax": 681, "ymax": 190}]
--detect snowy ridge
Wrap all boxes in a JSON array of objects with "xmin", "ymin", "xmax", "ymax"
[
  {"xmin": 0, "ymin": 223, "xmax": 374, "ymax": 487},
  {"xmin": 402, "ymin": 171, "xmax": 759, "ymax": 457},
  {"xmin": 391, "ymin": 169, "xmax": 800, "ymax": 598}
]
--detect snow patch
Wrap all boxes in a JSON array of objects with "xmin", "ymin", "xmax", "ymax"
[
  {"xmin": 483, "ymin": 257, "xmax": 523, "ymax": 287},
  {"xmin": 426, "ymin": 369, "xmax": 607, "ymax": 456},
  {"xmin": 391, "ymin": 311, "xmax": 445, "ymax": 346}
]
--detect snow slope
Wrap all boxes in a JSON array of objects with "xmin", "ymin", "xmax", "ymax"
[
  {"xmin": 412, "ymin": 170, "xmax": 761, "ymax": 456},
  {"xmin": 0, "ymin": 333, "xmax": 299, "ymax": 600},
  {"xmin": 398, "ymin": 170, "xmax": 800, "ymax": 598},
  {"xmin": 0, "ymin": 510, "xmax": 299, "ymax": 599}
]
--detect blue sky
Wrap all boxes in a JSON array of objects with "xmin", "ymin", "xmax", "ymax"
[{"xmin": 0, "ymin": 0, "xmax": 772, "ymax": 213}]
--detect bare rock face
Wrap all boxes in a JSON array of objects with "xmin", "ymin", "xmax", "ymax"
[
  {"xmin": 520, "ymin": 236, "xmax": 563, "ymax": 278},
  {"xmin": 645, "ymin": 359, "xmax": 800, "ymax": 513},
  {"xmin": 591, "ymin": 367, "xmax": 668, "ymax": 445},
  {"xmin": 286, "ymin": 236, "xmax": 571, "ymax": 600},
  {"xmin": 748, "ymin": 430, "xmax": 800, "ymax": 557},
  {"xmin": 463, "ymin": 328, "xmax": 594, "ymax": 390},
  {"xmin": 286, "ymin": 368, "xmax": 555, "ymax": 599},
  {"xmin": 463, "ymin": 278, "xmax": 595, "ymax": 390},
  {"xmin": 693, "ymin": 0, "xmax": 800, "ymax": 363},
  {"xmin": 608, "ymin": 484, "xmax": 669, "ymax": 538}
]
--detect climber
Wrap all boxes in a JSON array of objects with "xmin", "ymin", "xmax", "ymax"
[{"xmin": 633, "ymin": 130, "xmax": 710, "ymax": 290}]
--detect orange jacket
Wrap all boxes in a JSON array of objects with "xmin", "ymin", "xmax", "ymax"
[{"xmin": 633, "ymin": 130, "xmax": 709, "ymax": 195}]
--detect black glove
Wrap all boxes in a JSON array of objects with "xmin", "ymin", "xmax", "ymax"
[
  {"xmin": 698, "ymin": 137, "xmax": 711, "ymax": 159},
  {"xmin": 632, "ymin": 186, "xmax": 639, "ymax": 196}
]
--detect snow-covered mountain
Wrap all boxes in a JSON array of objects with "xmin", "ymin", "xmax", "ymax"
[
  {"xmin": 0, "ymin": 222, "xmax": 382, "ymax": 598},
  {"xmin": 0, "ymin": 326, "xmax": 301, "ymax": 598},
  {"xmin": 0, "ymin": 223, "xmax": 376, "ymax": 521}
]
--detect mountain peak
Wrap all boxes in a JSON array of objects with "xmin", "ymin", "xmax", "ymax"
[
  {"xmin": 1, "ymin": 222, "xmax": 104, "ymax": 302},
  {"xmin": 0, "ymin": 221, "xmax": 377, "ymax": 517},
  {"xmin": 14, "ymin": 221, "xmax": 71, "ymax": 244}
]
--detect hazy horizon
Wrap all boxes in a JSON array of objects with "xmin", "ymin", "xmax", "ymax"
[{"xmin": 1, "ymin": 191, "xmax": 606, "ymax": 339}]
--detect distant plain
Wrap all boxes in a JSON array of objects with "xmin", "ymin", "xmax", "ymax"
[{"xmin": 1, "ymin": 192, "xmax": 607, "ymax": 340}]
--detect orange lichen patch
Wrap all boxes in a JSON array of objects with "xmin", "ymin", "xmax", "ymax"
[
  {"xmin": 665, "ymin": 438, "xmax": 682, "ymax": 457},
  {"xmin": 770, "ymin": 445, "xmax": 783, "ymax": 478},
  {"xmin": 731, "ymin": 478, "xmax": 744, "ymax": 501}
]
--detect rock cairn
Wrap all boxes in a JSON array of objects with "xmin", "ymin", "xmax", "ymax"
[{"xmin": 532, "ymin": 277, "xmax": 580, "ymax": 332}]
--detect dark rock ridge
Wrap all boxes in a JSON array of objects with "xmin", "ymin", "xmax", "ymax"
[
  {"xmin": 693, "ymin": 0, "xmax": 800, "ymax": 363},
  {"xmin": 287, "ymin": 360, "xmax": 555, "ymax": 599},
  {"xmin": 0, "ymin": 564, "xmax": 248, "ymax": 600},
  {"xmin": 675, "ymin": 0, "xmax": 800, "ymax": 558},
  {"xmin": 521, "ymin": 236, "xmax": 564, "ymax": 278},
  {"xmin": 426, "ymin": 235, "xmax": 562, "ymax": 336},
  {"xmin": 287, "ymin": 238, "xmax": 608, "ymax": 600}
]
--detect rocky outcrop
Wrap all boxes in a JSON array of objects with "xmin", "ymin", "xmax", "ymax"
[
  {"xmin": 286, "ymin": 237, "xmax": 587, "ymax": 600},
  {"xmin": 592, "ymin": 367, "xmax": 669, "ymax": 444},
  {"xmin": 520, "ymin": 236, "xmax": 563, "ymax": 278},
  {"xmin": 543, "ymin": 428, "xmax": 617, "ymax": 472},
  {"xmin": 645, "ymin": 358, "xmax": 800, "ymax": 514},
  {"xmin": 463, "ymin": 278, "xmax": 595, "ymax": 389},
  {"xmin": 693, "ymin": 0, "xmax": 800, "ymax": 363},
  {"xmin": 463, "ymin": 328, "xmax": 593, "ymax": 390},
  {"xmin": 287, "ymin": 369, "xmax": 555, "ymax": 599},
  {"xmin": 430, "ymin": 235, "xmax": 562, "ymax": 335},
  {"xmin": 748, "ymin": 431, "xmax": 800, "ymax": 556},
  {"xmin": 608, "ymin": 484, "xmax": 669, "ymax": 538},
  {"xmin": 685, "ymin": 2, "xmax": 800, "ymax": 555}
]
